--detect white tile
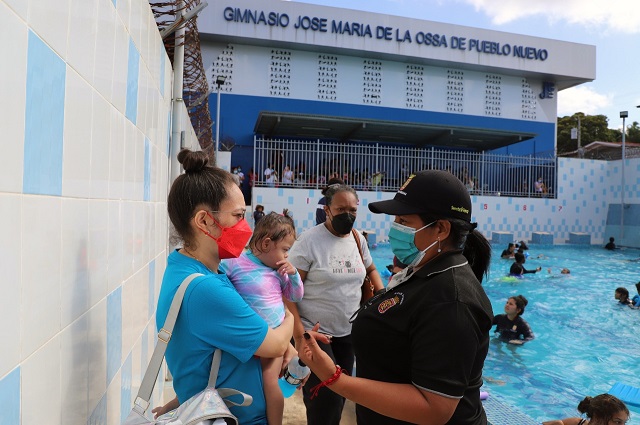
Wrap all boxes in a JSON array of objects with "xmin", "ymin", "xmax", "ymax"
[
  {"xmin": 146, "ymin": 78, "xmax": 156, "ymax": 139},
  {"xmin": 153, "ymin": 251, "xmax": 165, "ymax": 308},
  {"xmin": 21, "ymin": 195, "xmax": 61, "ymax": 359},
  {"xmin": 112, "ymin": 15, "xmax": 128, "ymax": 115},
  {"xmin": 0, "ymin": 194, "xmax": 22, "ymax": 377},
  {"xmin": 133, "ymin": 269, "xmax": 148, "ymax": 343},
  {"xmin": 86, "ymin": 299, "xmax": 107, "ymax": 413},
  {"xmin": 22, "ymin": 336, "xmax": 62, "ymax": 425},
  {"xmin": 60, "ymin": 313, "xmax": 89, "ymax": 424},
  {"xmin": 66, "ymin": 0, "xmax": 98, "ymax": 85},
  {"xmin": 121, "ymin": 276, "xmax": 135, "ymax": 357},
  {"xmin": 150, "ymin": 145, "xmax": 158, "ymax": 204},
  {"xmin": 129, "ymin": 0, "xmax": 143, "ymax": 57},
  {"xmin": 62, "ymin": 69, "xmax": 93, "ymax": 198},
  {"xmin": 137, "ymin": 70, "xmax": 148, "ymax": 137},
  {"xmin": 144, "ymin": 203, "xmax": 153, "ymax": 264},
  {"xmin": 93, "ymin": 0, "xmax": 116, "ymax": 102},
  {"xmin": 107, "ymin": 201, "xmax": 124, "ymax": 293},
  {"xmin": 134, "ymin": 129, "xmax": 145, "ymax": 201},
  {"xmin": 105, "ymin": 368, "xmax": 121, "ymax": 425},
  {"xmin": 133, "ymin": 202, "xmax": 144, "ymax": 270},
  {"xmin": 90, "ymin": 93, "xmax": 111, "ymax": 198},
  {"xmin": 0, "ymin": 4, "xmax": 27, "ymax": 193},
  {"xmin": 27, "ymin": 0, "xmax": 70, "ymax": 60},
  {"xmin": 115, "ymin": 0, "xmax": 131, "ymax": 36},
  {"xmin": 122, "ymin": 201, "xmax": 135, "ymax": 279},
  {"xmin": 60, "ymin": 198, "xmax": 90, "ymax": 328},
  {"xmin": 4, "ymin": 0, "xmax": 28, "ymax": 21},
  {"xmin": 155, "ymin": 203, "xmax": 168, "ymax": 256},
  {"xmin": 108, "ymin": 107, "xmax": 125, "ymax": 200},
  {"xmin": 130, "ymin": 334, "xmax": 142, "ymax": 406},
  {"xmin": 146, "ymin": 90, "xmax": 158, "ymax": 144},
  {"xmin": 88, "ymin": 200, "xmax": 109, "ymax": 308},
  {"xmin": 138, "ymin": 2, "xmax": 150, "ymax": 71},
  {"xmin": 148, "ymin": 20, "xmax": 160, "ymax": 89},
  {"xmin": 163, "ymin": 59, "xmax": 172, "ymax": 103},
  {"xmin": 122, "ymin": 122, "xmax": 138, "ymax": 200}
]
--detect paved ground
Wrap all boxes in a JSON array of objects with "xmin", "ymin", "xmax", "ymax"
[
  {"xmin": 283, "ymin": 389, "xmax": 356, "ymax": 425},
  {"xmin": 162, "ymin": 379, "xmax": 356, "ymax": 424}
]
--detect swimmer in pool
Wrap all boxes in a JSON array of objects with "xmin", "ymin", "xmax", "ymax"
[
  {"xmin": 492, "ymin": 295, "xmax": 534, "ymax": 345},
  {"xmin": 542, "ymin": 393, "xmax": 629, "ymax": 425},
  {"xmin": 547, "ymin": 268, "xmax": 570, "ymax": 275},
  {"xmin": 509, "ymin": 252, "xmax": 541, "ymax": 276}
]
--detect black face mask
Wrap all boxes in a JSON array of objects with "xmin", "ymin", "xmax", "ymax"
[{"xmin": 330, "ymin": 212, "xmax": 356, "ymax": 235}]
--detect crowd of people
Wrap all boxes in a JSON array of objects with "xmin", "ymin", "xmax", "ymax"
[{"xmin": 150, "ymin": 150, "xmax": 634, "ymax": 425}]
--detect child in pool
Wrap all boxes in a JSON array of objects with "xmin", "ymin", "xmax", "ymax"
[
  {"xmin": 614, "ymin": 286, "xmax": 640, "ymax": 308},
  {"xmin": 509, "ymin": 252, "xmax": 541, "ymax": 276},
  {"xmin": 542, "ymin": 393, "xmax": 629, "ymax": 425},
  {"xmin": 492, "ymin": 295, "xmax": 535, "ymax": 345},
  {"xmin": 547, "ymin": 267, "xmax": 571, "ymax": 275},
  {"xmin": 153, "ymin": 212, "xmax": 303, "ymax": 424}
]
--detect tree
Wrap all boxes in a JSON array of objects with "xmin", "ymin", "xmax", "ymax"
[
  {"xmin": 556, "ymin": 113, "xmax": 616, "ymax": 154},
  {"xmin": 627, "ymin": 121, "xmax": 640, "ymax": 143}
]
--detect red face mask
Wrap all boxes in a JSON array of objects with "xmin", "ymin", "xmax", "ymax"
[{"xmin": 203, "ymin": 212, "xmax": 253, "ymax": 259}]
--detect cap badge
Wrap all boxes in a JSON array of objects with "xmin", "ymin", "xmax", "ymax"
[
  {"xmin": 451, "ymin": 206, "xmax": 469, "ymax": 214},
  {"xmin": 398, "ymin": 174, "xmax": 416, "ymax": 195}
]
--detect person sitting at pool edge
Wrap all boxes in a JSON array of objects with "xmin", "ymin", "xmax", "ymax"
[
  {"xmin": 492, "ymin": 295, "xmax": 534, "ymax": 345},
  {"xmin": 500, "ymin": 243, "xmax": 516, "ymax": 259},
  {"xmin": 509, "ymin": 252, "xmax": 541, "ymax": 276},
  {"xmin": 542, "ymin": 393, "xmax": 629, "ymax": 425},
  {"xmin": 604, "ymin": 236, "xmax": 616, "ymax": 250}
]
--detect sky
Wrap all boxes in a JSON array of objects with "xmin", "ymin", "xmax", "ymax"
[{"xmin": 292, "ymin": 0, "xmax": 640, "ymax": 129}]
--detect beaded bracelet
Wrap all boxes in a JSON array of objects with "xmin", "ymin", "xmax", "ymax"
[{"xmin": 309, "ymin": 365, "xmax": 346, "ymax": 399}]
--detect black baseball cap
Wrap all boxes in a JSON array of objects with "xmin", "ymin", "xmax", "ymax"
[{"xmin": 368, "ymin": 170, "xmax": 472, "ymax": 222}]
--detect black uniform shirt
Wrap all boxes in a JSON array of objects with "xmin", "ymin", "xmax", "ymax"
[{"xmin": 351, "ymin": 251, "xmax": 493, "ymax": 425}]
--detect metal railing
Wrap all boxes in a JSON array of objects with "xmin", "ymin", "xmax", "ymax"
[{"xmin": 253, "ymin": 137, "xmax": 557, "ymax": 198}]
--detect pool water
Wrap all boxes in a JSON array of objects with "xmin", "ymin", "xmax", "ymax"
[{"xmin": 370, "ymin": 243, "xmax": 640, "ymax": 424}]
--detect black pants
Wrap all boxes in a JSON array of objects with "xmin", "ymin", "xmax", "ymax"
[{"xmin": 302, "ymin": 334, "xmax": 355, "ymax": 425}]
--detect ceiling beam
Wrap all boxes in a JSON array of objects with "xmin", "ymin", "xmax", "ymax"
[
  {"xmin": 341, "ymin": 122, "xmax": 366, "ymax": 142},
  {"xmin": 264, "ymin": 116, "xmax": 281, "ymax": 139},
  {"xmin": 420, "ymin": 129, "xmax": 452, "ymax": 147}
]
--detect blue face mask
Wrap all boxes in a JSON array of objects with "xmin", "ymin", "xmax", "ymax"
[{"xmin": 388, "ymin": 220, "xmax": 436, "ymax": 265}]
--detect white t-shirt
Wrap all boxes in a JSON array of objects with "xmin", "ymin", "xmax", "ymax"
[
  {"xmin": 282, "ymin": 169, "xmax": 293, "ymax": 184},
  {"xmin": 288, "ymin": 224, "xmax": 372, "ymax": 337}
]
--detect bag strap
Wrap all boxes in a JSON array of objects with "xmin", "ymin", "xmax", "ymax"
[
  {"xmin": 352, "ymin": 229, "xmax": 368, "ymax": 272},
  {"xmin": 209, "ymin": 349, "xmax": 253, "ymax": 407},
  {"xmin": 131, "ymin": 273, "xmax": 203, "ymax": 415}
]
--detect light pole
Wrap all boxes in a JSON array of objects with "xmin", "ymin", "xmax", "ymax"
[
  {"xmin": 620, "ymin": 110, "xmax": 628, "ymax": 239},
  {"xmin": 214, "ymin": 75, "xmax": 227, "ymax": 162}
]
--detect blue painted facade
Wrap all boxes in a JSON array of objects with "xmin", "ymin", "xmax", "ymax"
[{"xmin": 212, "ymin": 93, "xmax": 556, "ymax": 175}]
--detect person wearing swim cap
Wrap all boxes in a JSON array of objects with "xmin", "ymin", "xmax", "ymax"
[{"xmin": 297, "ymin": 170, "xmax": 493, "ymax": 424}]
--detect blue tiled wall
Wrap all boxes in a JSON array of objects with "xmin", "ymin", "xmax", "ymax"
[{"xmin": 252, "ymin": 157, "xmax": 640, "ymax": 247}]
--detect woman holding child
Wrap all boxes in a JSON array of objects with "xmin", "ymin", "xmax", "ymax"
[{"xmin": 155, "ymin": 149, "xmax": 294, "ymax": 424}]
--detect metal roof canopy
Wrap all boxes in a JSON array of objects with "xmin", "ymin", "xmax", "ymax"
[{"xmin": 253, "ymin": 111, "xmax": 536, "ymax": 151}]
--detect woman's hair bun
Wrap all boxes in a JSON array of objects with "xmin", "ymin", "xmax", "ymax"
[{"xmin": 177, "ymin": 149, "xmax": 209, "ymax": 173}]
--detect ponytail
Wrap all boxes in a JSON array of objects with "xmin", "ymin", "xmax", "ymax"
[{"xmin": 462, "ymin": 229, "xmax": 492, "ymax": 282}]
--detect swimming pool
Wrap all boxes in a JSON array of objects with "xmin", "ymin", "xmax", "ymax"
[{"xmin": 370, "ymin": 243, "xmax": 640, "ymax": 424}]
